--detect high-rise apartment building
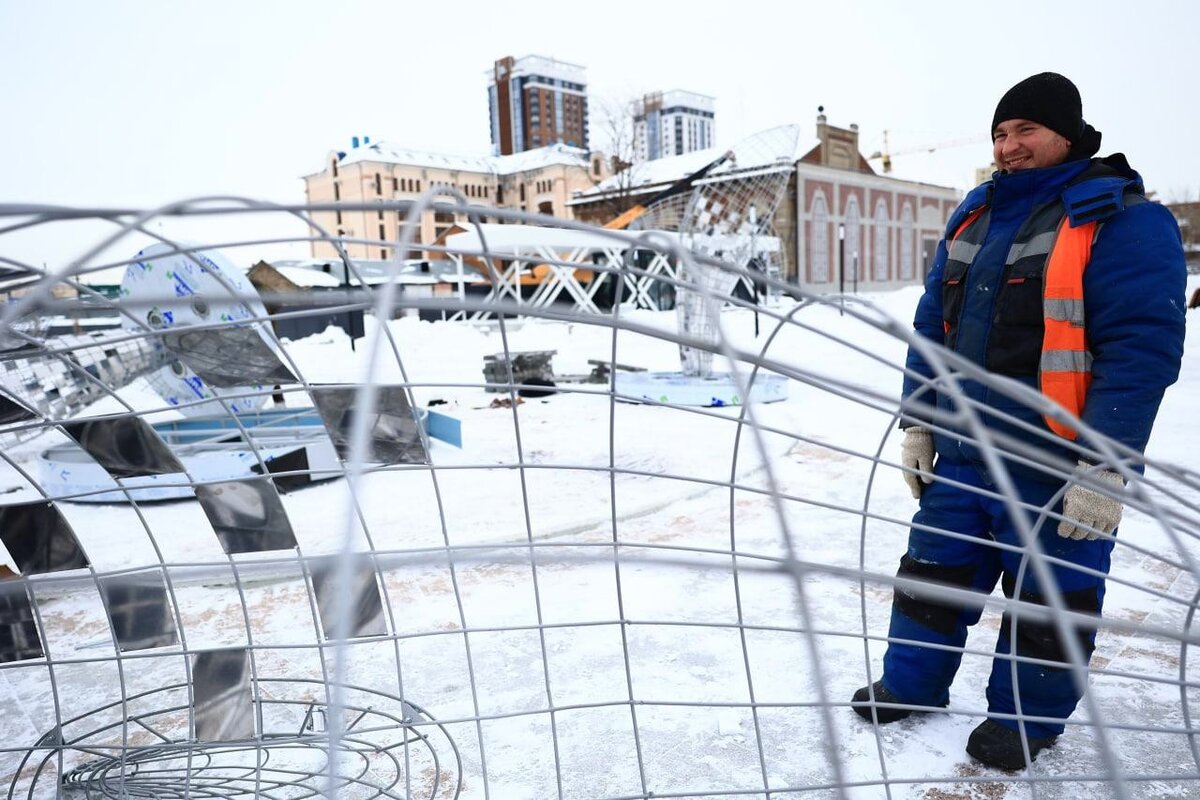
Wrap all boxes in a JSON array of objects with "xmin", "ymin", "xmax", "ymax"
[
  {"xmin": 633, "ymin": 90, "xmax": 715, "ymax": 161},
  {"xmin": 489, "ymin": 55, "xmax": 589, "ymax": 155}
]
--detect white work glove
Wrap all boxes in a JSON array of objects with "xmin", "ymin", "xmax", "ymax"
[
  {"xmin": 1058, "ymin": 461, "xmax": 1124, "ymax": 540},
  {"xmin": 900, "ymin": 427, "xmax": 935, "ymax": 499}
]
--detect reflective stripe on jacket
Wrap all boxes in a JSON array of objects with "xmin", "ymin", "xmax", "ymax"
[
  {"xmin": 945, "ymin": 209, "xmax": 1098, "ymax": 440},
  {"xmin": 1040, "ymin": 218, "xmax": 1096, "ymax": 440}
]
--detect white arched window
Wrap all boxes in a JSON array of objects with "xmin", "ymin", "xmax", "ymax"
[
  {"xmin": 873, "ymin": 198, "xmax": 890, "ymax": 282},
  {"xmin": 811, "ymin": 193, "xmax": 829, "ymax": 283},
  {"xmin": 900, "ymin": 202, "xmax": 915, "ymax": 281},
  {"xmin": 844, "ymin": 196, "xmax": 861, "ymax": 284}
]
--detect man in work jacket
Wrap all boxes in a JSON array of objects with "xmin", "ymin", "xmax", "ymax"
[{"xmin": 850, "ymin": 73, "xmax": 1187, "ymax": 770}]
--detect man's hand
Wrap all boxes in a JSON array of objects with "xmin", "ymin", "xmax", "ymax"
[
  {"xmin": 900, "ymin": 427, "xmax": 934, "ymax": 499},
  {"xmin": 1058, "ymin": 461, "xmax": 1124, "ymax": 540}
]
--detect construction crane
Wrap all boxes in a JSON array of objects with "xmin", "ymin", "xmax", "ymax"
[{"xmin": 868, "ymin": 130, "xmax": 988, "ymax": 174}]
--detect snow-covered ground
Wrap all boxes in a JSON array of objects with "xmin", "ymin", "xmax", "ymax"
[{"xmin": 1, "ymin": 277, "xmax": 1198, "ymax": 799}]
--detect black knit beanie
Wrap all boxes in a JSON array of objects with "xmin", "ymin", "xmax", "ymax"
[{"xmin": 992, "ymin": 72, "xmax": 1102, "ymax": 161}]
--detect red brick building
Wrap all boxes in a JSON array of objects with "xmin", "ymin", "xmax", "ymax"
[
  {"xmin": 570, "ymin": 113, "xmax": 962, "ymax": 292},
  {"xmin": 796, "ymin": 115, "xmax": 960, "ymax": 290},
  {"xmin": 1166, "ymin": 201, "xmax": 1200, "ymax": 267}
]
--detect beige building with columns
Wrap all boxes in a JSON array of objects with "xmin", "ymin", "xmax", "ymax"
[{"xmin": 302, "ymin": 139, "xmax": 608, "ymax": 262}]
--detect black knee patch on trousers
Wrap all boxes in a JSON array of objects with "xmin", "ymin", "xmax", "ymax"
[
  {"xmin": 1000, "ymin": 574, "xmax": 1101, "ymax": 667},
  {"xmin": 894, "ymin": 554, "xmax": 979, "ymax": 636}
]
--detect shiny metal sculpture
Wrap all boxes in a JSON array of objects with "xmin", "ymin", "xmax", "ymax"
[{"xmin": 634, "ymin": 125, "xmax": 799, "ymax": 378}]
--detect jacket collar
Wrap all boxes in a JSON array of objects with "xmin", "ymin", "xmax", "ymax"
[
  {"xmin": 948, "ymin": 154, "xmax": 1144, "ymax": 236},
  {"xmin": 982, "ymin": 155, "xmax": 1145, "ymax": 226},
  {"xmin": 989, "ymin": 158, "xmax": 1092, "ymax": 208},
  {"xmin": 1063, "ymin": 154, "xmax": 1144, "ymax": 225}
]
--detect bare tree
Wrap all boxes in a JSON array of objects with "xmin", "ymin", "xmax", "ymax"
[
  {"xmin": 1165, "ymin": 185, "xmax": 1200, "ymax": 204},
  {"xmin": 579, "ymin": 95, "xmax": 646, "ymax": 225},
  {"xmin": 1163, "ymin": 187, "xmax": 1199, "ymax": 275}
]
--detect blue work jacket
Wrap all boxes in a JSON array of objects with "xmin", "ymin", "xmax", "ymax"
[{"xmin": 902, "ymin": 155, "xmax": 1186, "ymax": 480}]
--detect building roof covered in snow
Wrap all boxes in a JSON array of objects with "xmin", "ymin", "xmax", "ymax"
[
  {"xmin": 572, "ymin": 126, "xmax": 818, "ymax": 203},
  {"xmin": 326, "ymin": 141, "xmax": 591, "ymax": 177}
]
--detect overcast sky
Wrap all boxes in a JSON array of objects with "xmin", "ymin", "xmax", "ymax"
[{"xmin": 2, "ymin": 0, "xmax": 1197, "ymax": 270}]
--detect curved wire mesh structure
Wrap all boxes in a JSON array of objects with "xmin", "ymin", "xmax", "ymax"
[{"xmin": 0, "ymin": 189, "xmax": 1197, "ymax": 800}]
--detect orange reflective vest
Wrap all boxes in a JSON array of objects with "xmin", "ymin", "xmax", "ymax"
[{"xmin": 948, "ymin": 208, "xmax": 1097, "ymax": 441}]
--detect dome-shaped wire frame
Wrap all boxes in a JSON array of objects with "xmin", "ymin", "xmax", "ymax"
[{"xmin": 0, "ymin": 191, "xmax": 1196, "ymax": 800}]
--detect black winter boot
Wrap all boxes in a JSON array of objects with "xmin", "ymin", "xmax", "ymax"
[
  {"xmin": 966, "ymin": 719, "xmax": 1057, "ymax": 770},
  {"xmin": 850, "ymin": 680, "xmax": 927, "ymax": 723}
]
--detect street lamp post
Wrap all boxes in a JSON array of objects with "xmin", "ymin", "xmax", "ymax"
[
  {"xmin": 838, "ymin": 223, "xmax": 845, "ymax": 316},
  {"xmin": 749, "ymin": 205, "xmax": 759, "ymax": 336}
]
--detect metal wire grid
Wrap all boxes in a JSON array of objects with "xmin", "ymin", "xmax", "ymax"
[
  {"xmin": 664, "ymin": 125, "xmax": 797, "ymax": 378},
  {"xmin": 0, "ymin": 194, "xmax": 1194, "ymax": 799}
]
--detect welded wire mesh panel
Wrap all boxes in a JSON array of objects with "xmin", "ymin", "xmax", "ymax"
[
  {"xmin": 0, "ymin": 191, "xmax": 1196, "ymax": 800},
  {"xmin": 651, "ymin": 125, "xmax": 798, "ymax": 378}
]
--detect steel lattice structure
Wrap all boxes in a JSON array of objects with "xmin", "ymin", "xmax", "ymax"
[{"xmin": 0, "ymin": 188, "xmax": 1197, "ymax": 800}]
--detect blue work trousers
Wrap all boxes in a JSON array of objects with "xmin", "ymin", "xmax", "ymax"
[{"xmin": 881, "ymin": 460, "xmax": 1115, "ymax": 739}]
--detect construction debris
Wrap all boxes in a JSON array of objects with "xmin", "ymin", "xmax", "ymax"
[
  {"xmin": 586, "ymin": 358, "xmax": 646, "ymax": 383},
  {"xmin": 482, "ymin": 350, "xmax": 556, "ymax": 394}
]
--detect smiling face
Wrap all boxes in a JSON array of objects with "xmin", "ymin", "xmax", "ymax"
[{"xmin": 992, "ymin": 119, "xmax": 1072, "ymax": 172}]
